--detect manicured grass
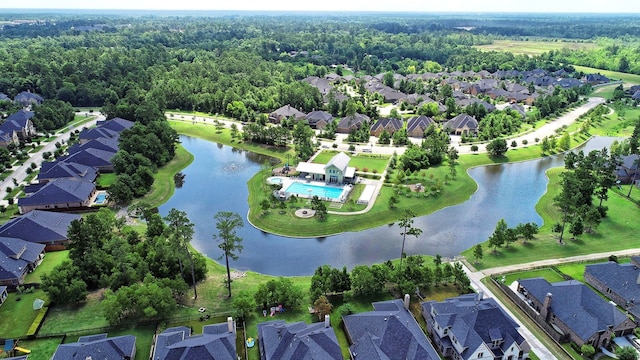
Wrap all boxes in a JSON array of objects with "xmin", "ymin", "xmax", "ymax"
[
  {"xmin": 11, "ymin": 337, "xmax": 64, "ymax": 360},
  {"xmin": 0, "ymin": 289, "xmax": 49, "ymax": 338},
  {"xmin": 462, "ymin": 168, "xmax": 640, "ymax": 270},
  {"xmin": 312, "ymin": 150, "xmax": 389, "ymax": 173},
  {"xmin": 138, "ymin": 144, "xmax": 194, "ymax": 208},
  {"xmin": 573, "ymin": 65, "xmax": 640, "ymax": 85},
  {"xmin": 593, "ymin": 107, "xmax": 640, "ymax": 137},
  {"xmin": 556, "ymin": 257, "xmax": 630, "ymax": 283},
  {"xmin": 96, "ymin": 173, "xmax": 117, "ymax": 188},
  {"xmin": 39, "ymin": 293, "xmax": 110, "ymax": 334},
  {"xmin": 474, "ymin": 39, "xmax": 598, "ymax": 56},
  {"xmin": 25, "ymin": 251, "xmax": 69, "ymax": 284},
  {"xmin": 502, "ymin": 268, "xmax": 566, "ymax": 286}
]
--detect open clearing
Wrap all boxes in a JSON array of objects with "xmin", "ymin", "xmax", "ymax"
[{"xmin": 474, "ymin": 39, "xmax": 598, "ymax": 56}]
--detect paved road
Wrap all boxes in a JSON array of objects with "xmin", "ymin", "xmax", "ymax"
[{"xmin": 0, "ymin": 113, "xmax": 103, "ymax": 206}]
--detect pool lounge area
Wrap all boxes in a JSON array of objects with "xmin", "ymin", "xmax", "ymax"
[
  {"xmin": 92, "ymin": 191, "xmax": 108, "ymax": 206},
  {"xmin": 268, "ymin": 176, "xmax": 353, "ymax": 202}
]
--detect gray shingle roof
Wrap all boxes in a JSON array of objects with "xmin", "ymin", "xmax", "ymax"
[
  {"xmin": 445, "ymin": 114, "xmax": 478, "ymax": 131},
  {"xmin": 67, "ymin": 137, "xmax": 120, "ymax": 155},
  {"xmin": 79, "ymin": 126, "xmax": 120, "ymax": 142},
  {"xmin": 518, "ymin": 278, "xmax": 630, "ymax": 342},
  {"xmin": 153, "ymin": 323, "xmax": 236, "ymax": 360},
  {"xmin": 585, "ymin": 261, "xmax": 640, "ymax": 319},
  {"xmin": 257, "ymin": 320, "xmax": 342, "ymax": 360},
  {"xmin": 343, "ymin": 299, "xmax": 439, "ymax": 360},
  {"xmin": 0, "ymin": 210, "xmax": 81, "ymax": 245},
  {"xmin": 52, "ymin": 333, "xmax": 136, "ymax": 360},
  {"xmin": 58, "ymin": 148, "xmax": 116, "ymax": 169},
  {"xmin": 0, "ymin": 236, "xmax": 44, "ymax": 283},
  {"xmin": 96, "ymin": 117, "xmax": 135, "ymax": 132},
  {"xmin": 0, "ymin": 109, "xmax": 33, "ymax": 134},
  {"xmin": 18, "ymin": 178, "xmax": 95, "ymax": 207},
  {"xmin": 37, "ymin": 161, "xmax": 98, "ymax": 183},
  {"xmin": 371, "ymin": 118, "xmax": 403, "ymax": 133},
  {"xmin": 407, "ymin": 115, "xmax": 435, "ymax": 133}
]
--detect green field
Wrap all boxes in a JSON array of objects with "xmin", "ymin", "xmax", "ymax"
[
  {"xmin": 0, "ymin": 290, "xmax": 49, "ymax": 338},
  {"xmin": 312, "ymin": 150, "xmax": 389, "ymax": 173},
  {"xmin": 474, "ymin": 39, "xmax": 598, "ymax": 56},
  {"xmin": 502, "ymin": 268, "xmax": 566, "ymax": 286}
]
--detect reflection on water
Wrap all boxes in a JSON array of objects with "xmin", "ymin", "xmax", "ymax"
[{"xmin": 159, "ymin": 136, "xmax": 621, "ymax": 276}]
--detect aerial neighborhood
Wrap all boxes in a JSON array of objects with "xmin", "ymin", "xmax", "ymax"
[{"xmin": 1, "ymin": 9, "xmax": 640, "ymax": 360}]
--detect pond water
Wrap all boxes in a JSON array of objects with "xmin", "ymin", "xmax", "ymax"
[{"xmin": 159, "ymin": 136, "xmax": 619, "ymax": 276}]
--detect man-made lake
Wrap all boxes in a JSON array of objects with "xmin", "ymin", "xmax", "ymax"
[{"xmin": 159, "ymin": 136, "xmax": 618, "ymax": 276}]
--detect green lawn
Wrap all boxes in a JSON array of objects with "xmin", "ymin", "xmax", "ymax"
[
  {"xmin": 25, "ymin": 251, "xmax": 69, "ymax": 284},
  {"xmin": 312, "ymin": 150, "xmax": 389, "ymax": 173},
  {"xmin": 0, "ymin": 289, "xmax": 49, "ymax": 338},
  {"xmin": 8, "ymin": 337, "xmax": 64, "ymax": 360},
  {"xmin": 502, "ymin": 268, "xmax": 566, "ymax": 286},
  {"xmin": 137, "ymin": 144, "xmax": 194, "ymax": 208},
  {"xmin": 96, "ymin": 173, "xmax": 117, "ymax": 188},
  {"xmin": 39, "ymin": 293, "xmax": 110, "ymax": 335},
  {"xmin": 474, "ymin": 39, "xmax": 598, "ymax": 56}
]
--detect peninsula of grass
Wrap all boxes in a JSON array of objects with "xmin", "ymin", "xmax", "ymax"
[
  {"xmin": 138, "ymin": 144, "xmax": 194, "ymax": 208},
  {"xmin": 462, "ymin": 167, "xmax": 640, "ymax": 270}
]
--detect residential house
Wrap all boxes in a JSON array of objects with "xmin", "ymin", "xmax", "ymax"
[
  {"xmin": 422, "ymin": 293, "xmax": 530, "ymax": 360},
  {"xmin": 444, "ymin": 114, "xmax": 479, "ymax": 136},
  {"xmin": 0, "ymin": 93, "xmax": 9, "ymax": 101},
  {"xmin": 78, "ymin": 126, "xmax": 120, "ymax": 144},
  {"xmin": 370, "ymin": 118, "xmax": 403, "ymax": 137},
  {"xmin": 583, "ymin": 74, "xmax": 611, "ymax": 85},
  {"xmin": 18, "ymin": 178, "xmax": 96, "ymax": 214},
  {"xmin": 407, "ymin": 115, "xmax": 435, "ymax": 138},
  {"xmin": 1, "ymin": 109, "xmax": 36, "ymax": 141},
  {"xmin": 295, "ymin": 152, "xmax": 356, "ymax": 184},
  {"xmin": 505, "ymin": 104, "xmax": 527, "ymax": 119},
  {"xmin": 58, "ymin": 147, "xmax": 117, "ymax": 172},
  {"xmin": 13, "ymin": 91, "xmax": 43, "ymax": 107},
  {"xmin": 67, "ymin": 137, "xmax": 120, "ymax": 156},
  {"xmin": 268, "ymin": 105, "xmax": 306, "ymax": 124},
  {"xmin": 516, "ymin": 278, "xmax": 635, "ymax": 348},
  {"xmin": 486, "ymin": 88, "xmax": 510, "ymax": 100},
  {"xmin": 457, "ymin": 98, "xmax": 496, "ymax": 113},
  {"xmin": 52, "ymin": 333, "xmax": 136, "ymax": 360},
  {"xmin": 152, "ymin": 318, "xmax": 236, "ymax": 360},
  {"xmin": 584, "ymin": 259, "xmax": 640, "ymax": 323},
  {"xmin": 555, "ymin": 78, "xmax": 583, "ymax": 89},
  {"xmin": 0, "ymin": 210, "xmax": 81, "ymax": 250},
  {"xmin": 257, "ymin": 316, "xmax": 342, "ymax": 360},
  {"xmin": 336, "ymin": 113, "xmax": 370, "ymax": 134},
  {"xmin": 0, "ymin": 237, "xmax": 45, "ymax": 286},
  {"xmin": 616, "ymin": 154, "xmax": 639, "ymax": 184},
  {"xmin": 302, "ymin": 76, "xmax": 334, "ymax": 97},
  {"xmin": 343, "ymin": 295, "xmax": 440, "ymax": 360},
  {"xmin": 0, "ymin": 129, "xmax": 19, "ymax": 148},
  {"xmin": 37, "ymin": 162, "xmax": 98, "ymax": 184},
  {"xmin": 96, "ymin": 117, "xmax": 135, "ymax": 132},
  {"xmin": 304, "ymin": 110, "xmax": 334, "ymax": 129},
  {"xmin": 0, "ymin": 286, "xmax": 7, "ymax": 306}
]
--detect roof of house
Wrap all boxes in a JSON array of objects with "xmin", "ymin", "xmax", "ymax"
[
  {"xmin": 270, "ymin": 105, "xmax": 306, "ymax": 120},
  {"xmin": 52, "ymin": 333, "xmax": 136, "ymax": 360},
  {"xmin": 585, "ymin": 261, "xmax": 640, "ymax": 306},
  {"xmin": 445, "ymin": 114, "xmax": 478, "ymax": 131},
  {"xmin": 18, "ymin": 178, "xmax": 95, "ymax": 207},
  {"xmin": 0, "ymin": 109, "xmax": 34, "ymax": 133},
  {"xmin": 517, "ymin": 278, "xmax": 630, "ymax": 342},
  {"xmin": 79, "ymin": 126, "xmax": 120, "ymax": 142},
  {"xmin": 257, "ymin": 320, "xmax": 342, "ymax": 360},
  {"xmin": 337, "ymin": 113, "xmax": 370, "ymax": 130},
  {"xmin": 457, "ymin": 98, "xmax": 496, "ymax": 112},
  {"xmin": 37, "ymin": 161, "xmax": 98, "ymax": 183},
  {"xmin": 325, "ymin": 152, "xmax": 351, "ymax": 173},
  {"xmin": 343, "ymin": 299, "xmax": 439, "ymax": 360},
  {"xmin": 0, "ymin": 285, "xmax": 6, "ymax": 293},
  {"xmin": 304, "ymin": 110, "xmax": 334, "ymax": 124},
  {"xmin": 407, "ymin": 116, "xmax": 435, "ymax": 133},
  {"xmin": 153, "ymin": 323, "xmax": 236, "ymax": 360},
  {"xmin": 14, "ymin": 91, "xmax": 43, "ymax": 104},
  {"xmin": 371, "ymin": 118, "xmax": 403, "ymax": 133},
  {"xmin": 67, "ymin": 137, "xmax": 120, "ymax": 156},
  {"xmin": 96, "ymin": 117, "xmax": 135, "ymax": 132},
  {"xmin": 0, "ymin": 93, "xmax": 9, "ymax": 101},
  {"xmin": 58, "ymin": 148, "xmax": 116, "ymax": 168},
  {"xmin": 423, "ymin": 294, "xmax": 525, "ymax": 360},
  {"xmin": 620, "ymin": 154, "xmax": 639, "ymax": 170},
  {"xmin": 0, "ymin": 237, "xmax": 45, "ymax": 283},
  {"xmin": 0, "ymin": 210, "xmax": 81, "ymax": 244}
]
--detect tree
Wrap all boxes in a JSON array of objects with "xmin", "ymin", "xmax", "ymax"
[
  {"xmin": 102, "ymin": 275, "xmax": 177, "ymax": 325},
  {"xmin": 313, "ymin": 295, "xmax": 333, "ymax": 320},
  {"xmin": 213, "ymin": 212, "xmax": 244, "ymax": 298},
  {"xmin": 617, "ymin": 346, "xmax": 638, "ymax": 360},
  {"xmin": 398, "ymin": 209, "xmax": 423, "ymax": 268},
  {"xmin": 488, "ymin": 219, "xmax": 508, "ymax": 253},
  {"xmin": 581, "ymin": 344, "xmax": 595, "ymax": 359},
  {"xmin": 558, "ymin": 132, "xmax": 571, "ymax": 151},
  {"xmin": 350, "ymin": 265, "xmax": 386, "ymax": 296},
  {"xmin": 231, "ymin": 290, "xmax": 255, "ymax": 321},
  {"xmin": 41, "ymin": 261, "xmax": 88, "ymax": 305},
  {"xmin": 164, "ymin": 209, "xmax": 198, "ymax": 299},
  {"xmin": 470, "ymin": 145, "xmax": 479, "ymax": 153},
  {"xmin": 486, "ymin": 138, "xmax": 508, "ymax": 157},
  {"xmin": 254, "ymin": 277, "xmax": 304, "ymax": 310},
  {"xmin": 473, "ymin": 244, "xmax": 483, "ymax": 264}
]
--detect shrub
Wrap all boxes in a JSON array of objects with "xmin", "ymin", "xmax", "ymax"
[
  {"xmin": 522, "ymin": 139, "xmax": 528, "ymax": 145},
  {"xmin": 362, "ymin": 167, "xmax": 369, "ymax": 172},
  {"xmin": 27, "ymin": 307, "xmax": 49, "ymax": 336},
  {"xmin": 372, "ymin": 169, "xmax": 378, "ymax": 174}
]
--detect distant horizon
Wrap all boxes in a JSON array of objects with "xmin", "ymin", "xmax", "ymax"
[{"xmin": 0, "ymin": 0, "xmax": 638, "ymax": 14}]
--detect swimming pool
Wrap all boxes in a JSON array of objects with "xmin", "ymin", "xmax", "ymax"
[
  {"xmin": 94, "ymin": 193, "xmax": 108, "ymax": 205},
  {"xmin": 284, "ymin": 182, "xmax": 346, "ymax": 201}
]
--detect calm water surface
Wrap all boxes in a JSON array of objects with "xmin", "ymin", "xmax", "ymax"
[{"xmin": 159, "ymin": 136, "xmax": 618, "ymax": 276}]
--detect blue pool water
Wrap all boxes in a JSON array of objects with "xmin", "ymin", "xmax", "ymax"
[
  {"xmin": 285, "ymin": 182, "xmax": 343, "ymax": 200},
  {"xmin": 94, "ymin": 193, "xmax": 107, "ymax": 205}
]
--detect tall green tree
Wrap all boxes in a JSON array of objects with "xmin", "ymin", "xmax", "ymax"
[
  {"xmin": 398, "ymin": 209, "xmax": 423, "ymax": 268},
  {"xmin": 164, "ymin": 209, "xmax": 198, "ymax": 299},
  {"xmin": 213, "ymin": 211, "xmax": 244, "ymax": 298},
  {"xmin": 488, "ymin": 219, "xmax": 508, "ymax": 253}
]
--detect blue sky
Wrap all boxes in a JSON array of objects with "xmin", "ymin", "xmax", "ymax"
[{"xmin": 2, "ymin": 0, "xmax": 639, "ymax": 13}]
